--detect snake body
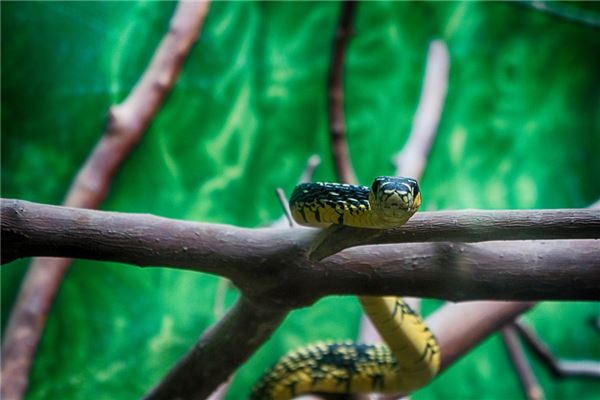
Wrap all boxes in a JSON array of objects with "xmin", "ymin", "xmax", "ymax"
[{"xmin": 251, "ymin": 177, "xmax": 440, "ymax": 400}]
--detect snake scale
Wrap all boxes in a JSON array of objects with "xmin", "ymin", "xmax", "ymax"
[{"xmin": 251, "ymin": 177, "xmax": 440, "ymax": 399}]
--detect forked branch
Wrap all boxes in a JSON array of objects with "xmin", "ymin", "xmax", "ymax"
[{"xmin": 3, "ymin": 199, "xmax": 600, "ymax": 305}]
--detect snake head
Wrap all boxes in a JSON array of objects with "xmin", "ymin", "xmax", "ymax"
[{"xmin": 370, "ymin": 176, "xmax": 421, "ymax": 225}]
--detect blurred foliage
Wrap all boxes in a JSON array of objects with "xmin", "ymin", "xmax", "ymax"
[{"xmin": 1, "ymin": 1, "xmax": 600, "ymax": 399}]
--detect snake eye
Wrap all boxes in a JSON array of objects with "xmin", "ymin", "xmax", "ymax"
[{"xmin": 371, "ymin": 177, "xmax": 386, "ymax": 194}]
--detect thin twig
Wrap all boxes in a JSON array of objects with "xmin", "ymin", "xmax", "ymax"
[
  {"xmin": 271, "ymin": 154, "xmax": 322, "ymax": 229},
  {"xmin": 276, "ymin": 188, "xmax": 295, "ymax": 228},
  {"xmin": 299, "ymin": 155, "xmax": 322, "ymax": 183},
  {"xmin": 518, "ymin": 1, "xmax": 600, "ymax": 28},
  {"xmin": 513, "ymin": 320, "xmax": 600, "ymax": 379},
  {"xmin": 502, "ymin": 326, "xmax": 545, "ymax": 400},
  {"xmin": 328, "ymin": 0, "xmax": 358, "ymax": 185},
  {"xmin": 0, "ymin": 3, "xmax": 210, "ymax": 400}
]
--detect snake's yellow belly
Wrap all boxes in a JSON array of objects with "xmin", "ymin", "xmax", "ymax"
[{"xmin": 251, "ymin": 179, "xmax": 439, "ymax": 399}]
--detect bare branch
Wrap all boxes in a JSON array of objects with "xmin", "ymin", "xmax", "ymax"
[
  {"xmin": 513, "ymin": 320, "xmax": 600, "ymax": 379},
  {"xmin": 143, "ymin": 296, "xmax": 288, "ymax": 400},
  {"xmin": 276, "ymin": 188, "xmax": 295, "ymax": 228},
  {"xmin": 300, "ymin": 155, "xmax": 322, "ymax": 184},
  {"xmin": 518, "ymin": 1, "xmax": 600, "ymax": 28},
  {"xmin": 328, "ymin": 1, "xmax": 358, "ymax": 185},
  {"xmin": 392, "ymin": 40, "xmax": 449, "ymax": 180},
  {"xmin": 0, "ymin": 3, "xmax": 210, "ymax": 400},
  {"xmin": 502, "ymin": 326, "xmax": 544, "ymax": 400},
  {"xmin": 270, "ymin": 154, "xmax": 322, "ymax": 229},
  {"xmin": 309, "ymin": 208, "xmax": 600, "ymax": 260},
  {"xmin": 3, "ymin": 199, "xmax": 600, "ymax": 303}
]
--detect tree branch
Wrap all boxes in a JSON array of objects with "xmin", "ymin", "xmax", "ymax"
[
  {"xmin": 391, "ymin": 40, "xmax": 449, "ymax": 180},
  {"xmin": 328, "ymin": 1, "xmax": 358, "ymax": 185},
  {"xmin": 0, "ymin": 3, "xmax": 210, "ymax": 400},
  {"xmin": 429, "ymin": 302, "xmax": 536, "ymax": 371},
  {"xmin": 502, "ymin": 326, "xmax": 544, "ymax": 400},
  {"xmin": 3, "ymin": 199, "xmax": 600, "ymax": 304},
  {"xmin": 3, "ymin": 199, "xmax": 599, "ymax": 398},
  {"xmin": 143, "ymin": 296, "xmax": 288, "ymax": 400},
  {"xmin": 270, "ymin": 154, "xmax": 321, "ymax": 229},
  {"xmin": 309, "ymin": 208, "xmax": 600, "ymax": 260},
  {"xmin": 207, "ymin": 155, "xmax": 321, "ymax": 399},
  {"xmin": 513, "ymin": 320, "xmax": 600, "ymax": 379},
  {"xmin": 518, "ymin": 1, "xmax": 600, "ymax": 28}
]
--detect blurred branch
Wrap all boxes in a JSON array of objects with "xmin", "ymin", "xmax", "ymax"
[
  {"xmin": 513, "ymin": 320, "xmax": 600, "ymax": 379},
  {"xmin": 144, "ymin": 296, "xmax": 288, "ymax": 400},
  {"xmin": 276, "ymin": 188, "xmax": 295, "ymax": 228},
  {"xmin": 392, "ymin": 40, "xmax": 449, "ymax": 180},
  {"xmin": 502, "ymin": 326, "xmax": 544, "ymax": 400},
  {"xmin": 0, "ymin": 2, "xmax": 210, "ymax": 400},
  {"xmin": 430, "ymin": 302, "xmax": 536, "ymax": 371},
  {"xmin": 518, "ymin": 1, "xmax": 600, "ymax": 28},
  {"xmin": 328, "ymin": 0, "xmax": 358, "ymax": 185}
]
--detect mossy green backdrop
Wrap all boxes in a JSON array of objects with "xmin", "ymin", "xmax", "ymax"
[{"xmin": 2, "ymin": 1, "xmax": 599, "ymax": 399}]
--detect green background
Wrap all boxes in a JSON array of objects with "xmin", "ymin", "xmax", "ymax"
[{"xmin": 2, "ymin": 1, "xmax": 599, "ymax": 399}]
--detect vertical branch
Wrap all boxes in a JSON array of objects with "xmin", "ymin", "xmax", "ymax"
[
  {"xmin": 0, "ymin": 2, "xmax": 211, "ymax": 400},
  {"xmin": 502, "ymin": 327, "xmax": 544, "ymax": 400},
  {"xmin": 392, "ymin": 40, "xmax": 449, "ymax": 180},
  {"xmin": 328, "ymin": 1, "xmax": 358, "ymax": 185}
]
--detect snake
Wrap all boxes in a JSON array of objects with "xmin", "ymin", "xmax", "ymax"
[{"xmin": 250, "ymin": 176, "xmax": 440, "ymax": 399}]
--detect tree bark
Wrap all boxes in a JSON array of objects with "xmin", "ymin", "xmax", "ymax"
[{"xmin": 3, "ymin": 199, "xmax": 599, "ymax": 304}]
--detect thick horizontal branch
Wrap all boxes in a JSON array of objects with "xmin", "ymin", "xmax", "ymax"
[
  {"xmin": 309, "ymin": 208, "xmax": 600, "ymax": 260},
  {"xmin": 3, "ymin": 199, "xmax": 600, "ymax": 304}
]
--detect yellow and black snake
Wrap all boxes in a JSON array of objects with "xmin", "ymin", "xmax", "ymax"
[{"xmin": 251, "ymin": 177, "xmax": 440, "ymax": 399}]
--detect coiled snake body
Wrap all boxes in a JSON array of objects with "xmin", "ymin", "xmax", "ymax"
[{"xmin": 251, "ymin": 177, "xmax": 440, "ymax": 399}]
